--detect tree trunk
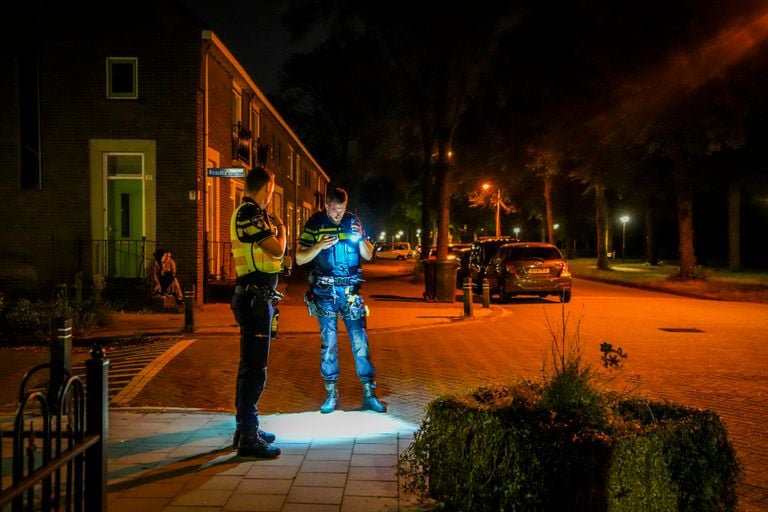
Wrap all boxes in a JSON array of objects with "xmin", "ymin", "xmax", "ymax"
[
  {"xmin": 673, "ymin": 161, "xmax": 698, "ymax": 279},
  {"xmin": 419, "ymin": 131, "xmax": 434, "ymax": 259},
  {"xmin": 643, "ymin": 194, "xmax": 658, "ymax": 265},
  {"xmin": 544, "ymin": 174, "xmax": 555, "ymax": 244},
  {"xmin": 727, "ymin": 179, "xmax": 741, "ymax": 272},
  {"xmin": 595, "ymin": 184, "xmax": 611, "ymax": 270},
  {"xmin": 435, "ymin": 142, "xmax": 455, "ymax": 302}
]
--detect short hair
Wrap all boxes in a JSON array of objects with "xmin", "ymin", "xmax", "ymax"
[
  {"xmin": 245, "ymin": 166, "xmax": 274, "ymax": 194},
  {"xmin": 326, "ymin": 187, "xmax": 348, "ymax": 205}
]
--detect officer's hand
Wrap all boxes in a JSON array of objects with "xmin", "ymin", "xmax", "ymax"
[{"xmin": 319, "ymin": 234, "xmax": 339, "ymax": 249}]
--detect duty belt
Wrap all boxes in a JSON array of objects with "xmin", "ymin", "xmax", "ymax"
[
  {"xmin": 314, "ymin": 275, "xmax": 361, "ymax": 286},
  {"xmin": 235, "ymin": 284, "xmax": 284, "ymax": 301}
]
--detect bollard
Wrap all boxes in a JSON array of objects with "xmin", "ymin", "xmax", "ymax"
[
  {"xmin": 463, "ymin": 277, "xmax": 474, "ymax": 318},
  {"xmin": 183, "ymin": 284, "xmax": 195, "ymax": 333},
  {"xmin": 85, "ymin": 344, "xmax": 109, "ymax": 512},
  {"xmin": 482, "ymin": 278, "xmax": 490, "ymax": 308},
  {"xmin": 49, "ymin": 317, "xmax": 73, "ymax": 411}
]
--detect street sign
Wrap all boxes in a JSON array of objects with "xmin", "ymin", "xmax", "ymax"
[{"xmin": 207, "ymin": 167, "xmax": 245, "ymax": 178}]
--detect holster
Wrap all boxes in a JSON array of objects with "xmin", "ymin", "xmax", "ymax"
[
  {"xmin": 235, "ymin": 284, "xmax": 272, "ymax": 316},
  {"xmin": 304, "ymin": 290, "xmax": 323, "ymax": 318},
  {"xmin": 342, "ymin": 293, "xmax": 367, "ymax": 320}
]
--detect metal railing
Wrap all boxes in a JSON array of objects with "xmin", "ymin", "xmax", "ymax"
[
  {"xmin": 45, "ymin": 237, "xmax": 157, "ymax": 286},
  {"xmin": 0, "ymin": 321, "xmax": 109, "ymax": 512},
  {"xmin": 206, "ymin": 240, "xmax": 235, "ymax": 281}
]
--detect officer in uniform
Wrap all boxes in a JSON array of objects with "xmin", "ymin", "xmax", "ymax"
[
  {"xmin": 295, "ymin": 187, "xmax": 386, "ymax": 414},
  {"xmin": 229, "ymin": 166, "xmax": 286, "ymax": 458}
]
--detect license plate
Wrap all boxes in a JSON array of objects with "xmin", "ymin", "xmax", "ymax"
[{"xmin": 528, "ymin": 267, "xmax": 550, "ymax": 274}]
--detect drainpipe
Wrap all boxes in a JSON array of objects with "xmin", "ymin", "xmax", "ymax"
[{"xmin": 202, "ymin": 41, "xmax": 210, "ymax": 303}]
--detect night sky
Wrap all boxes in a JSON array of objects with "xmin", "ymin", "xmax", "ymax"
[{"xmin": 178, "ymin": 0, "xmax": 315, "ymax": 94}]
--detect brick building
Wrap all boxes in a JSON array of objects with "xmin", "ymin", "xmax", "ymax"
[{"xmin": 0, "ymin": 1, "xmax": 328, "ymax": 303}]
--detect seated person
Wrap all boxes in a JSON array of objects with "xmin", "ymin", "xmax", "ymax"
[{"xmin": 152, "ymin": 248, "xmax": 184, "ymax": 304}]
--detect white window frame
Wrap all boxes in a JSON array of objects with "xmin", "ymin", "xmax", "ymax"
[{"xmin": 106, "ymin": 57, "xmax": 138, "ymax": 99}]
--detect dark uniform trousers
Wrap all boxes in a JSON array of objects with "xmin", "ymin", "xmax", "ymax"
[{"xmin": 231, "ymin": 277, "xmax": 276, "ymax": 433}]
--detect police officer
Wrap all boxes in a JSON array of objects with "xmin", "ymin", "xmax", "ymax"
[
  {"xmin": 230, "ymin": 166, "xmax": 286, "ymax": 458},
  {"xmin": 295, "ymin": 187, "xmax": 386, "ymax": 414}
]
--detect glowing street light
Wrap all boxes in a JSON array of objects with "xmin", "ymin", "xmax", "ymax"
[
  {"xmin": 620, "ymin": 215, "xmax": 630, "ymax": 263},
  {"xmin": 513, "ymin": 227, "xmax": 521, "ymax": 239}
]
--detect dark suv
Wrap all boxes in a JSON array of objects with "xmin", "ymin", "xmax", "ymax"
[
  {"xmin": 463, "ymin": 237, "xmax": 518, "ymax": 291},
  {"xmin": 484, "ymin": 242, "xmax": 572, "ymax": 303}
]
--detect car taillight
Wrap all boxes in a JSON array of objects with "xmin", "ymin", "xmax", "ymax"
[{"xmin": 559, "ymin": 261, "xmax": 571, "ymax": 277}]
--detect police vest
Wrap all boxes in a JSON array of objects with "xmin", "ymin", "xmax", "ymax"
[
  {"xmin": 308, "ymin": 213, "xmax": 361, "ymax": 277},
  {"xmin": 230, "ymin": 202, "xmax": 282, "ymax": 276}
]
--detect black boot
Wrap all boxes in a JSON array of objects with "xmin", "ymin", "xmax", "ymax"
[
  {"xmin": 362, "ymin": 381, "xmax": 386, "ymax": 413},
  {"xmin": 233, "ymin": 428, "xmax": 275, "ymax": 448},
  {"xmin": 320, "ymin": 381, "xmax": 338, "ymax": 414},
  {"xmin": 237, "ymin": 430, "xmax": 281, "ymax": 458}
]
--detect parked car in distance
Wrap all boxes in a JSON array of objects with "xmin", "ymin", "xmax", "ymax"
[
  {"xmin": 375, "ymin": 242, "xmax": 414, "ymax": 260},
  {"xmin": 426, "ymin": 243, "xmax": 472, "ymax": 260},
  {"xmin": 464, "ymin": 237, "xmax": 518, "ymax": 290},
  {"xmin": 484, "ymin": 242, "xmax": 572, "ymax": 303}
]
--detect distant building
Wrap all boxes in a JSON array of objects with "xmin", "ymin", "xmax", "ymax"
[{"xmin": 0, "ymin": 1, "xmax": 328, "ymax": 302}]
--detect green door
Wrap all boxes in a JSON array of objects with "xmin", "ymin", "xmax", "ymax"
[{"xmin": 107, "ymin": 177, "xmax": 144, "ymax": 277}]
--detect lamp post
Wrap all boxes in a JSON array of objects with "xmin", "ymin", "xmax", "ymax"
[
  {"xmin": 620, "ymin": 215, "xmax": 630, "ymax": 263},
  {"xmin": 513, "ymin": 227, "xmax": 520, "ymax": 240},
  {"xmin": 482, "ymin": 183, "xmax": 501, "ymax": 237}
]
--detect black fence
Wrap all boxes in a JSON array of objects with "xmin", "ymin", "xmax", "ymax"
[{"xmin": 0, "ymin": 320, "xmax": 109, "ymax": 512}]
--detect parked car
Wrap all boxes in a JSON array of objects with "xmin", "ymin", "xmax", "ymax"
[
  {"xmin": 426, "ymin": 243, "xmax": 472, "ymax": 260},
  {"xmin": 484, "ymin": 242, "xmax": 572, "ymax": 303},
  {"xmin": 375, "ymin": 242, "xmax": 414, "ymax": 260},
  {"xmin": 464, "ymin": 237, "xmax": 518, "ymax": 291}
]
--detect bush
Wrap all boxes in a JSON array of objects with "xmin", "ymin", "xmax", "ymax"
[
  {"xmin": 398, "ymin": 309, "xmax": 741, "ymax": 511},
  {"xmin": 0, "ymin": 294, "xmax": 113, "ymax": 342}
]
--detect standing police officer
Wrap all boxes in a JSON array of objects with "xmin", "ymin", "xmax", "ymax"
[
  {"xmin": 230, "ymin": 166, "xmax": 286, "ymax": 458},
  {"xmin": 295, "ymin": 187, "xmax": 386, "ymax": 414}
]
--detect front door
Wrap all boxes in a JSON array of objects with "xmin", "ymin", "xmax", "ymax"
[{"xmin": 106, "ymin": 154, "xmax": 145, "ymax": 278}]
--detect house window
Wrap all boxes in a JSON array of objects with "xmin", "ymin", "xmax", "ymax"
[
  {"xmin": 250, "ymin": 108, "xmax": 260, "ymax": 139},
  {"xmin": 106, "ymin": 57, "xmax": 138, "ymax": 99},
  {"xmin": 232, "ymin": 88, "xmax": 242, "ymax": 125}
]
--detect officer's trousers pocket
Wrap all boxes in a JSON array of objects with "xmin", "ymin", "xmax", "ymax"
[
  {"xmin": 231, "ymin": 294, "xmax": 245, "ymax": 325},
  {"xmin": 249, "ymin": 292, "xmax": 269, "ymax": 317}
]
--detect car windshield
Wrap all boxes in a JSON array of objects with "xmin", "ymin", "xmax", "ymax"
[{"xmin": 505, "ymin": 247, "xmax": 562, "ymax": 260}]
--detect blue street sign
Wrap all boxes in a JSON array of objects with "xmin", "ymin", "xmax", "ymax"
[{"xmin": 207, "ymin": 167, "xmax": 246, "ymax": 178}]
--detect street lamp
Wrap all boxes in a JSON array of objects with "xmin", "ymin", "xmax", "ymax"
[
  {"xmin": 482, "ymin": 183, "xmax": 501, "ymax": 237},
  {"xmin": 620, "ymin": 215, "xmax": 630, "ymax": 263},
  {"xmin": 513, "ymin": 227, "xmax": 520, "ymax": 239}
]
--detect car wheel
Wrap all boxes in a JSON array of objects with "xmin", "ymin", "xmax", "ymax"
[
  {"xmin": 560, "ymin": 290, "xmax": 572, "ymax": 303},
  {"xmin": 396, "ymin": 255, "xmax": 405, "ymax": 261}
]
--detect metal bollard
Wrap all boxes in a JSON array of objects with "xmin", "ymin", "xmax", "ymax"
[
  {"xmin": 49, "ymin": 317, "xmax": 73, "ymax": 411},
  {"xmin": 183, "ymin": 284, "xmax": 195, "ymax": 333},
  {"xmin": 482, "ymin": 278, "xmax": 490, "ymax": 308},
  {"xmin": 463, "ymin": 277, "xmax": 474, "ymax": 318}
]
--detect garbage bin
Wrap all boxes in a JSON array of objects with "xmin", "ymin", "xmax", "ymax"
[
  {"xmin": 435, "ymin": 259, "xmax": 459, "ymax": 303},
  {"xmin": 422, "ymin": 259, "xmax": 438, "ymax": 302}
]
